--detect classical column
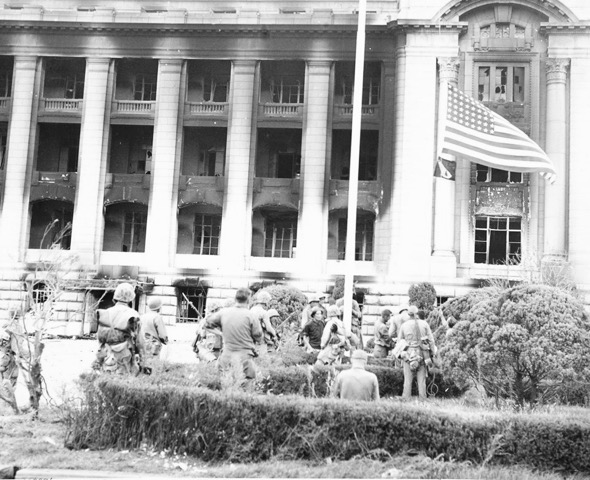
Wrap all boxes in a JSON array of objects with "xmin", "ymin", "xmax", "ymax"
[
  {"xmin": 70, "ymin": 58, "xmax": 111, "ymax": 264},
  {"xmin": 543, "ymin": 58, "xmax": 569, "ymax": 262},
  {"xmin": 0, "ymin": 56, "xmax": 38, "ymax": 265},
  {"xmin": 431, "ymin": 57, "xmax": 460, "ymax": 277},
  {"xmin": 296, "ymin": 60, "xmax": 331, "ymax": 273},
  {"xmin": 218, "ymin": 60, "xmax": 257, "ymax": 271},
  {"xmin": 145, "ymin": 59, "xmax": 183, "ymax": 268}
]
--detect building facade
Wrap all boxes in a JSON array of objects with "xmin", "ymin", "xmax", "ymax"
[{"xmin": 0, "ymin": 0, "xmax": 588, "ymax": 334}]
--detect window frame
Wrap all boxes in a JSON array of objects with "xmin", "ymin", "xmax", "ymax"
[
  {"xmin": 193, "ymin": 213, "xmax": 221, "ymax": 255},
  {"xmin": 264, "ymin": 216, "xmax": 297, "ymax": 258},
  {"xmin": 474, "ymin": 215, "xmax": 522, "ymax": 265},
  {"xmin": 337, "ymin": 216, "xmax": 375, "ymax": 261},
  {"xmin": 122, "ymin": 211, "xmax": 147, "ymax": 252}
]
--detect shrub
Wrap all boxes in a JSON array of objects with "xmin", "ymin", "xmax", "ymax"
[
  {"xmin": 408, "ymin": 282, "xmax": 437, "ymax": 315},
  {"xmin": 67, "ymin": 375, "xmax": 590, "ymax": 473},
  {"xmin": 441, "ymin": 284, "xmax": 590, "ymax": 406},
  {"xmin": 258, "ymin": 284, "xmax": 307, "ymax": 333}
]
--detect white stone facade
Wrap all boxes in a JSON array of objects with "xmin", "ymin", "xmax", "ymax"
[{"xmin": 0, "ymin": 0, "xmax": 589, "ymax": 335}]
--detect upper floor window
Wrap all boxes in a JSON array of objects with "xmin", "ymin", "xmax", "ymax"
[
  {"xmin": 338, "ymin": 216, "xmax": 374, "ymax": 261},
  {"xmin": 475, "ymin": 216, "xmax": 521, "ymax": 265},
  {"xmin": 193, "ymin": 214, "xmax": 221, "ymax": 255},
  {"xmin": 340, "ymin": 76, "xmax": 380, "ymax": 105},
  {"xmin": 134, "ymin": 75, "xmax": 157, "ymax": 101},
  {"xmin": 123, "ymin": 211, "xmax": 147, "ymax": 252},
  {"xmin": 271, "ymin": 77, "xmax": 304, "ymax": 104},
  {"xmin": 203, "ymin": 76, "xmax": 229, "ymax": 103},
  {"xmin": 477, "ymin": 65, "xmax": 525, "ymax": 104},
  {"xmin": 265, "ymin": 215, "xmax": 297, "ymax": 258},
  {"xmin": 0, "ymin": 71, "xmax": 11, "ymax": 98},
  {"xmin": 476, "ymin": 164, "xmax": 522, "ymax": 184},
  {"xmin": 45, "ymin": 74, "xmax": 84, "ymax": 99}
]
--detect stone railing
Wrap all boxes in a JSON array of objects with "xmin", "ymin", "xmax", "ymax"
[
  {"xmin": 187, "ymin": 102, "xmax": 228, "ymax": 115},
  {"xmin": 334, "ymin": 104, "xmax": 379, "ymax": 116},
  {"xmin": 42, "ymin": 98, "xmax": 83, "ymax": 111},
  {"xmin": 259, "ymin": 103, "xmax": 303, "ymax": 116},
  {"xmin": 113, "ymin": 100, "xmax": 155, "ymax": 113}
]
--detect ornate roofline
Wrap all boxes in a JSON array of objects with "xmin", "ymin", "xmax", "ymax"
[
  {"xmin": 387, "ymin": 19, "xmax": 467, "ymax": 33},
  {"xmin": 433, "ymin": 0, "xmax": 578, "ymax": 24},
  {"xmin": 0, "ymin": 19, "xmax": 390, "ymax": 37}
]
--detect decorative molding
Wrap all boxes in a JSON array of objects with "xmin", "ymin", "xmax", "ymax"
[
  {"xmin": 388, "ymin": 20, "xmax": 467, "ymax": 33},
  {"xmin": 545, "ymin": 58, "xmax": 570, "ymax": 84},
  {"xmin": 438, "ymin": 57, "xmax": 460, "ymax": 84},
  {"xmin": 435, "ymin": 0, "xmax": 577, "ymax": 24}
]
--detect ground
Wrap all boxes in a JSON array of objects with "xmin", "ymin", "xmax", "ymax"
[{"xmin": 0, "ymin": 324, "xmax": 584, "ymax": 479}]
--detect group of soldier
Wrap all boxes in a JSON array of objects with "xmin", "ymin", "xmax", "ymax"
[{"xmin": 1, "ymin": 282, "xmax": 437, "ymax": 408}]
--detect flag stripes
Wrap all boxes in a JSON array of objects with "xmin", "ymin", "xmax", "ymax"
[{"xmin": 439, "ymin": 83, "xmax": 556, "ymax": 183}]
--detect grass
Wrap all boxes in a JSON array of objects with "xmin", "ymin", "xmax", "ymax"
[{"xmin": 0, "ymin": 401, "xmax": 586, "ymax": 479}]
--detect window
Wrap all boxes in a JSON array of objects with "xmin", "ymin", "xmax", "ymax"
[
  {"xmin": 0, "ymin": 132, "xmax": 7, "ymax": 170},
  {"xmin": 0, "ymin": 71, "xmax": 11, "ymax": 98},
  {"xmin": 265, "ymin": 217, "xmax": 297, "ymax": 258},
  {"xmin": 271, "ymin": 77, "xmax": 304, "ymax": 104},
  {"xmin": 29, "ymin": 202, "xmax": 72, "ymax": 249},
  {"xmin": 203, "ymin": 76, "xmax": 229, "ymax": 102},
  {"xmin": 477, "ymin": 65, "xmax": 525, "ymax": 103},
  {"xmin": 338, "ymin": 217, "xmax": 374, "ymax": 261},
  {"xmin": 134, "ymin": 75, "xmax": 157, "ymax": 101},
  {"xmin": 339, "ymin": 76, "xmax": 380, "ymax": 105},
  {"xmin": 474, "ymin": 216, "xmax": 521, "ymax": 265},
  {"xmin": 45, "ymin": 74, "xmax": 84, "ymax": 99},
  {"xmin": 476, "ymin": 164, "xmax": 522, "ymax": 183},
  {"xmin": 177, "ymin": 286, "xmax": 208, "ymax": 322},
  {"xmin": 193, "ymin": 214, "xmax": 221, "ymax": 255},
  {"xmin": 123, "ymin": 211, "xmax": 147, "ymax": 252}
]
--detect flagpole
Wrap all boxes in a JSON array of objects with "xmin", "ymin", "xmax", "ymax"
[{"xmin": 343, "ymin": 0, "xmax": 367, "ymax": 338}]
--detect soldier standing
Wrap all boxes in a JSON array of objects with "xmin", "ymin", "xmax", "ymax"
[
  {"xmin": 140, "ymin": 297, "xmax": 168, "ymax": 360},
  {"xmin": 93, "ymin": 283, "xmax": 145, "ymax": 375}
]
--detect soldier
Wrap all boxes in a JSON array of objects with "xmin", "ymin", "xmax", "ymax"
[
  {"xmin": 395, "ymin": 305, "xmax": 437, "ymax": 399},
  {"xmin": 193, "ymin": 300, "xmax": 224, "ymax": 363},
  {"xmin": 92, "ymin": 283, "xmax": 146, "ymax": 375},
  {"xmin": 336, "ymin": 295, "xmax": 363, "ymax": 349},
  {"xmin": 205, "ymin": 288, "xmax": 262, "ymax": 385},
  {"xmin": 332, "ymin": 350, "xmax": 380, "ymax": 401},
  {"xmin": 0, "ymin": 311, "xmax": 22, "ymax": 413},
  {"xmin": 373, "ymin": 308, "xmax": 393, "ymax": 358},
  {"xmin": 140, "ymin": 297, "xmax": 168, "ymax": 360},
  {"xmin": 250, "ymin": 290, "xmax": 278, "ymax": 351}
]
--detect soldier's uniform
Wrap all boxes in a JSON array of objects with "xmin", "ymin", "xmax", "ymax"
[
  {"xmin": 92, "ymin": 283, "xmax": 145, "ymax": 375},
  {"xmin": 141, "ymin": 297, "xmax": 168, "ymax": 359},
  {"xmin": 0, "ymin": 325, "xmax": 19, "ymax": 411}
]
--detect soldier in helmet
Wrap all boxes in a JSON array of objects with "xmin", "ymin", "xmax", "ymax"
[
  {"xmin": 140, "ymin": 297, "xmax": 168, "ymax": 360},
  {"xmin": 193, "ymin": 299, "xmax": 224, "ymax": 363},
  {"xmin": 92, "ymin": 282, "xmax": 146, "ymax": 375},
  {"xmin": 0, "ymin": 310, "xmax": 22, "ymax": 413},
  {"xmin": 250, "ymin": 290, "xmax": 278, "ymax": 351}
]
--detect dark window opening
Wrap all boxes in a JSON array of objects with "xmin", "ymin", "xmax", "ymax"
[
  {"xmin": 338, "ymin": 215, "xmax": 374, "ymax": 261},
  {"xmin": 193, "ymin": 214, "xmax": 221, "ymax": 255},
  {"xmin": 475, "ymin": 216, "xmax": 521, "ymax": 265},
  {"xmin": 177, "ymin": 286, "xmax": 208, "ymax": 322}
]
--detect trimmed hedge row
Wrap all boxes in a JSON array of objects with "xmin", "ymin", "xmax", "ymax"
[
  {"xmin": 67, "ymin": 375, "xmax": 590, "ymax": 473},
  {"xmin": 142, "ymin": 361, "xmax": 466, "ymax": 399}
]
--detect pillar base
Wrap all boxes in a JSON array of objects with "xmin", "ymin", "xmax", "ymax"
[{"xmin": 431, "ymin": 250, "xmax": 457, "ymax": 279}]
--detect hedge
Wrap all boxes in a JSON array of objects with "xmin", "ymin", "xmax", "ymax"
[{"xmin": 66, "ymin": 375, "xmax": 590, "ymax": 473}]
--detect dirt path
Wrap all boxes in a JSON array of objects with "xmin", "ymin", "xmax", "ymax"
[{"xmin": 14, "ymin": 324, "xmax": 198, "ymax": 408}]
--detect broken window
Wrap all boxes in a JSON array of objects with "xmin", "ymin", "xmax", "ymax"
[
  {"xmin": 177, "ymin": 286, "xmax": 208, "ymax": 322},
  {"xmin": 43, "ymin": 58, "xmax": 85, "ymax": 99},
  {"xmin": 337, "ymin": 214, "xmax": 374, "ymax": 261},
  {"xmin": 474, "ymin": 216, "xmax": 521, "ymax": 265},
  {"xmin": 193, "ymin": 214, "xmax": 221, "ymax": 255},
  {"xmin": 331, "ymin": 130, "xmax": 378, "ymax": 181},
  {"xmin": 476, "ymin": 164, "xmax": 522, "ymax": 183},
  {"xmin": 477, "ymin": 65, "xmax": 525, "ymax": 103},
  {"xmin": 0, "ymin": 58, "xmax": 12, "ymax": 98},
  {"xmin": 335, "ymin": 62, "xmax": 381, "ymax": 106},
  {"xmin": 123, "ymin": 211, "xmax": 147, "ymax": 253},
  {"xmin": 134, "ymin": 74, "xmax": 157, "ymax": 101},
  {"xmin": 255, "ymin": 128, "xmax": 302, "ymax": 179},
  {"xmin": 181, "ymin": 127, "xmax": 227, "ymax": 177},
  {"xmin": 264, "ymin": 212, "xmax": 297, "ymax": 258},
  {"xmin": 29, "ymin": 200, "xmax": 73, "ymax": 249}
]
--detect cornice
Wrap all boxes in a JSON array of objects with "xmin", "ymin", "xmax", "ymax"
[
  {"xmin": 387, "ymin": 20, "xmax": 467, "ymax": 33},
  {"xmin": 540, "ymin": 22, "xmax": 590, "ymax": 33},
  {"xmin": 0, "ymin": 19, "xmax": 390, "ymax": 37}
]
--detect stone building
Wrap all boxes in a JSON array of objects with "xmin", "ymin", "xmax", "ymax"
[{"xmin": 0, "ymin": 0, "xmax": 588, "ymax": 335}]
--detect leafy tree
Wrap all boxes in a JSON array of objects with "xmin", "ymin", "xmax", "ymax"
[
  {"xmin": 259, "ymin": 284, "xmax": 307, "ymax": 332},
  {"xmin": 441, "ymin": 284, "xmax": 590, "ymax": 406},
  {"xmin": 408, "ymin": 282, "xmax": 437, "ymax": 315}
]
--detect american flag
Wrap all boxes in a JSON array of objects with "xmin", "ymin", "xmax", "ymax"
[{"xmin": 438, "ymin": 83, "xmax": 556, "ymax": 183}]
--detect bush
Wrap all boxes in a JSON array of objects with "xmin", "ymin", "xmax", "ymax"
[
  {"xmin": 67, "ymin": 375, "xmax": 590, "ymax": 473},
  {"xmin": 258, "ymin": 284, "xmax": 307, "ymax": 333},
  {"xmin": 408, "ymin": 282, "xmax": 437, "ymax": 315},
  {"xmin": 441, "ymin": 284, "xmax": 590, "ymax": 405}
]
